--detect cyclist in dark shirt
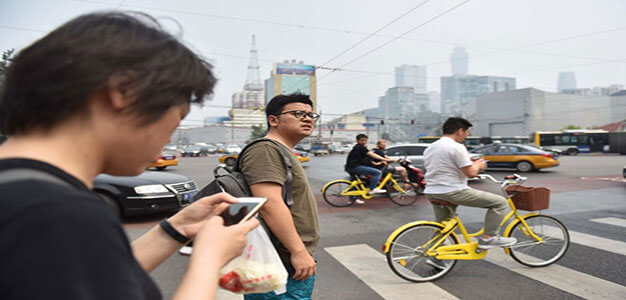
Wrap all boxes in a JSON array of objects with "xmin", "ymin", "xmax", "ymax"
[
  {"xmin": 345, "ymin": 134, "xmax": 393, "ymax": 198},
  {"xmin": 368, "ymin": 139, "xmax": 409, "ymax": 183},
  {"xmin": 0, "ymin": 12, "xmax": 258, "ymax": 300}
]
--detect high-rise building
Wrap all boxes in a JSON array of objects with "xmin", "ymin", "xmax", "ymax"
[
  {"xmin": 232, "ymin": 35, "xmax": 264, "ymax": 110},
  {"xmin": 395, "ymin": 64, "xmax": 427, "ymax": 93},
  {"xmin": 451, "ymin": 47, "xmax": 469, "ymax": 76},
  {"xmin": 264, "ymin": 60, "xmax": 317, "ymax": 111},
  {"xmin": 441, "ymin": 75, "xmax": 516, "ymax": 115},
  {"xmin": 557, "ymin": 72, "xmax": 577, "ymax": 92}
]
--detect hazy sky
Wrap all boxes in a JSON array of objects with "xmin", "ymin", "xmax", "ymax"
[{"xmin": 1, "ymin": 0, "xmax": 625, "ymax": 125}]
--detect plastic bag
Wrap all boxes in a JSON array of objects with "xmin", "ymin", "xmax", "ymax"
[{"xmin": 219, "ymin": 225, "xmax": 288, "ymax": 294}]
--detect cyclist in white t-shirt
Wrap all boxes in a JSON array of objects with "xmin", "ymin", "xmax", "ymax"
[{"xmin": 423, "ymin": 118, "xmax": 517, "ymax": 252}]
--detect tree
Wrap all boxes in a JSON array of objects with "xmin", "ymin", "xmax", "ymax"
[
  {"xmin": 563, "ymin": 125, "xmax": 582, "ymax": 130},
  {"xmin": 0, "ymin": 49, "xmax": 15, "ymax": 95},
  {"xmin": 249, "ymin": 124, "xmax": 266, "ymax": 141}
]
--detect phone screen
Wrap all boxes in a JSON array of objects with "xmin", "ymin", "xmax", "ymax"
[{"xmin": 220, "ymin": 199, "xmax": 265, "ymax": 226}]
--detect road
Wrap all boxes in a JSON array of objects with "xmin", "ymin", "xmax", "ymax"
[{"xmin": 125, "ymin": 154, "xmax": 626, "ymax": 299}]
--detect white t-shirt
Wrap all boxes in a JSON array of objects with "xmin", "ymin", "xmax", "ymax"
[{"xmin": 423, "ymin": 136, "xmax": 473, "ymax": 194}]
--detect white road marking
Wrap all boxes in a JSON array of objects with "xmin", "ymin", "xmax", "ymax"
[
  {"xmin": 590, "ymin": 217, "xmax": 626, "ymax": 228},
  {"xmin": 485, "ymin": 250, "xmax": 626, "ymax": 299},
  {"xmin": 325, "ymin": 244, "xmax": 459, "ymax": 300}
]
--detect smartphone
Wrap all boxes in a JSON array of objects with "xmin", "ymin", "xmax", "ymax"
[
  {"xmin": 178, "ymin": 197, "xmax": 267, "ymax": 256},
  {"xmin": 220, "ymin": 197, "xmax": 267, "ymax": 226}
]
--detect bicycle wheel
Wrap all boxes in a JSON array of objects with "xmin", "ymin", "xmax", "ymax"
[
  {"xmin": 386, "ymin": 182, "xmax": 419, "ymax": 206},
  {"xmin": 323, "ymin": 181, "xmax": 358, "ymax": 207},
  {"xmin": 507, "ymin": 215, "xmax": 569, "ymax": 267},
  {"xmin": 387, "ymin": 224, "xmax": 458, "ymax": 282}
]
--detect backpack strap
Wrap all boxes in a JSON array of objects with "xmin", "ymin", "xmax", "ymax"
[
  {"xmin": 236, "ymin": 138, "xmax": 294, "ymax": 207},
  {"xmin": 0, "ymin": 168, "xmax": 73, "ymax": 188}
]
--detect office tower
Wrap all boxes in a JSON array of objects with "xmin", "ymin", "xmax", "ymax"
[
  {"xmin": 395, "ymin": 64, "xmax": 427, "ymax": 93},
  {"xmin": 451, "ymin": 46, "xmax": 469, "ymax": 76},
  {"xmin": 557, "ymin": 72, "xmax": 577, "ymax": 93}
]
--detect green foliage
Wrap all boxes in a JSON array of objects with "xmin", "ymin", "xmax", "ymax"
[
  {"xmin": 381, "ymin": 132, "xmax": 391, "ymax": 140},
  {"xmin": 250, "ymin": 124, "xmax": 266, "ymax": 140},
  {"xmin": 563, "ymin": 125, "xmax": 582, "ymax": 130}
]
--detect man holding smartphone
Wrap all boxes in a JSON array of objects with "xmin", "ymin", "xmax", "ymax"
[
  {"xmin": 423, "ymin": 117, "xmax": 516, "ymax": 252},
  {"xmin": 238, "ymin": 93, "xmax": 319, "ymax": 299}
]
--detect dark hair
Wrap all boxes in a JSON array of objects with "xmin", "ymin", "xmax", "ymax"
[
  {"xmin": 265, "ymin": 93, "xmax": 313, "ymax": 128},
  {"xmin": 0, "ymin": 12, "xmax": 216, "ymax": 135},
  {"xmin": 356, "ymin": 134, "xmax": 368, "ymax": 141},
  {"xmin": 442, "ymin": 117, "xmax": 472, "ymax": 134}
]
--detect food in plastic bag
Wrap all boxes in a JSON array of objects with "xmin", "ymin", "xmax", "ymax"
[{"xmin": 219, "ymin": 226, "xmax": 288, "ymax": 294}]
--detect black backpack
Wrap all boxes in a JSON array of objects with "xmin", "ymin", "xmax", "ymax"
[{"xmin": 192, "ymin": 138, "xmax": 294, "ymax": 206}]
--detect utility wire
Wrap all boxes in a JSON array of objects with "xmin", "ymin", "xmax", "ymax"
[{"xmin": 318, "ymin": 0, "xmax": 473, "ymax": 82}]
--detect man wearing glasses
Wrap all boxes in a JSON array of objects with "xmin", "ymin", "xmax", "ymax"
[{"xmin": 239, "ymin": 93, "xmax": 320, "ymax": 299}]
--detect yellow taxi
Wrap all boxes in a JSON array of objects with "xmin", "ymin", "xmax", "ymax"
[
  {"xmin": 219, "ymin": 149, "xmax": 309, "ymax": 167},
  {"xmin": 470, "ymin": 143, "xmax": 559, "ymax": 172},
  {"xmin": 150, "ymin": 152, "xmax": 179, "ymax": 170}
]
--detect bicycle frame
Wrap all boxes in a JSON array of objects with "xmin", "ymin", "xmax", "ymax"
[
  {"xmin": 382, "ymin": 174, "xmax": 545, "ymax": 259},
  {"xmin": 329, "ymin": 172, "xmax": 406, "ymax": 200}
]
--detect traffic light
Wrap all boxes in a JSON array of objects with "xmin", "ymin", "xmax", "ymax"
[
  {"xmin": 410, "ymin": 119, "xmax": 415, "ymax": 125},
  {"xmin": 380, "ymin": 120, "xmax": 385, "ymax": 125}
]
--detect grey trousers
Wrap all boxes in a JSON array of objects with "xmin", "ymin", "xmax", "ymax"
[{"xmin": 426, "ymin": 188, "xmax": 508, "ymax": 236}]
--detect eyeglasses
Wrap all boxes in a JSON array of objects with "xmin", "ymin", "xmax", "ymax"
[{"xmin": 277, "ymin": 110, "xmax": 320, "ymax": 122}]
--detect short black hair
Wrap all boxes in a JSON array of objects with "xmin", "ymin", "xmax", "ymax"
[
  {"xmin": 0, "ymin": 12, "xmax": 216, "ymax": 135},
  {"xmin": 265, "ymin": 93, "xmax": 313, "ymax": 127},
  {"xmin": 442, "ymin": 117, "xmax": 472, "ymax": 134},
  {"xmin": 356, "ymin": 134, "xmax": 368, "ymax": 140}
]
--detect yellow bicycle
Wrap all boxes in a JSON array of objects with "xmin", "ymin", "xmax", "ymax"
[
  {"xmin": 382, "ymin": 174, "xmax": 570, "ymax": 282},
  {"xmin": 321, "ymin": 171, "xmax": 419, "ymax": 207}
]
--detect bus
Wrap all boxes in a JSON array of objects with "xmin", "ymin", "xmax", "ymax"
[
  {"xmin": 492, "ymin": 136, "xmax": 529, "ymax": 144},
  {"xmin": 530, "ymin": 130, "xmax": 609, "ymax": 155}
]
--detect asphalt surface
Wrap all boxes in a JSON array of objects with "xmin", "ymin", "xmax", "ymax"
[{"xmin": 124, "ymin": 153, "xmax": 626, "ymax": 299}]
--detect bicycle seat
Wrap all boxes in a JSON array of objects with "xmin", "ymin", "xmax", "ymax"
[{"xmin": 429, "ymin": 199, "xmax": 456, "ymax": 206}]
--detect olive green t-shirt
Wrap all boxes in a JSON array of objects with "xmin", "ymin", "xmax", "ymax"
[{"xmin": 239, "ymin": 139, "xmax": 320, "ymax": 256}]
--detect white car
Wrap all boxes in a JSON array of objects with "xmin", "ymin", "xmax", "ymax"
[
  {"xmin": 225, "ymin": 144, "xmax": 242, "ymax": 154},
  {"xmin": 386, "ymin": 143, "xmax": 482, "ymax": 170}
]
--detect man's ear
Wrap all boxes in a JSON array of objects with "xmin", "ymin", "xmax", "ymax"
[
  {"xmin": 267, "ymin": 115, "xmax": 280, "ymax": 127},
  {"xmin": 107, "ymin": 72, "xmax": 136, "ymax": 110}
]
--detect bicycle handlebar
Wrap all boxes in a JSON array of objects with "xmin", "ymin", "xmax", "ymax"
[{"xmin": 475, "ymin": 173, "xmax": 527, "ymax": 185}]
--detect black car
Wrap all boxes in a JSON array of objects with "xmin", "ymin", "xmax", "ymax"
[{"xmin": 93, "ymin": 171, "xmax": 198, "ymax": 217}]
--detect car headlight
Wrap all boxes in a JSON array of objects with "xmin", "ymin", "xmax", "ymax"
[{"xmin": 134, "ymin": 184, "xmax": 169, "ymax": 194}]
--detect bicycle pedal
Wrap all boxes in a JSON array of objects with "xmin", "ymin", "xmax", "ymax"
[{"xmin": 475, "ymin": 248, "xmax": 488, "ymax": 254}]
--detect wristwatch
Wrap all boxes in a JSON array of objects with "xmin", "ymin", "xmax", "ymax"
[{"xmin": 159, "ymin": 219, "xmax": 190, "ymax": 243}]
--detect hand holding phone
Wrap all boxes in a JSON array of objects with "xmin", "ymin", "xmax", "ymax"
[{"xmin": 220, "ymin": 197, "xmax": 267, "ymax": 226}]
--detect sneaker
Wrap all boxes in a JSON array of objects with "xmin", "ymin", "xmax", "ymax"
[
  {"xmin": 425, "ymin": 257, "xmax": 447, "ymax": 271},
  {"xmin": 369, "ymin": 188, "xmax": 387, "ymax": 194},
  {"xmin": 354, "ymin": 199, "xmax": 365, "ymax": 205},
  {"xmin": 478, "ymin": 236, "xmax": 517, "ymax": 249}
]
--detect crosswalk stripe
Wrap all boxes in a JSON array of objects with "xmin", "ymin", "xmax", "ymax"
[
  {"xmin": 590, "ymin": 217, "xmax": 626, "ymax": 228},
  {"xmin": 485, "ymin": 250, "xmax": 626, "ymax": 299},
  {"xmin": 325, "ymin": 244, "xmax": 459, "ymax": 300},
  {"xmin": 540, "ymin": 226, "xmax": 626, "ymax": 256}
]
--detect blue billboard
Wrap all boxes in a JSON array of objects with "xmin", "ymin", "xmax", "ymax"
[{"xmin": 276, "ymin": 63, "xmax": 316, "ymax": 76}]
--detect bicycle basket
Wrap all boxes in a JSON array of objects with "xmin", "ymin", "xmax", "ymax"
[{"xmin": 505, "ymin": 185, "xmax": 550, "ymax": 211}]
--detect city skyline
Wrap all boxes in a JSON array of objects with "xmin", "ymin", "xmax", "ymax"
[{"xmin": 1, "ymin": 0, "xmax": 625, "ymax": 125}]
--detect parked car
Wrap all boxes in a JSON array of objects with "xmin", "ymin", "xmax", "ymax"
[
  {"xmin": 93, "ymin": 171, "xmax": 198, "ymax": 217},
  {"xmin": 386, "ymin": 143, "xmax": 482, "ymax": 171},
  {"xmin": 219, "ymin": 150, "xmax": 310, "ymax": 167},
  {"xmin": 226, "ymin": 144, "xmax": 242, "ymax": 154},
  {"xmin": 310, "ymin": 144, "xmax": 330, "ymax": 156},
  {"xmin": 339, "ymin": 144, "xmax": 352, "ymax": 154},
  {"xmin": 181, "ymin": 145, "xmax": 208, "ymax": 157},
  {"xmin": 470, "ymin": 143, "xmax": 559, "ymax": 172},
  {"xmin": 205, "ymin": 144, "xmax": 217, "ymax": 154},
  {"xmin": 149, "ymin": 151, "xmax": 178, "ymax": 170},
  {"xmin": 294, "ymin": 149, "xmax": 310, "ymax": 165}
]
